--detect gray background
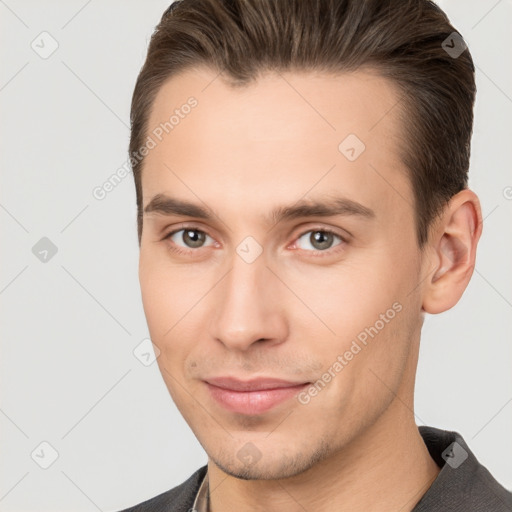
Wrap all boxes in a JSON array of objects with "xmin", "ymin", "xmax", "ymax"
[{"xmin": 1, "ymin": 0, "xmax": 511, "ymax": 510}]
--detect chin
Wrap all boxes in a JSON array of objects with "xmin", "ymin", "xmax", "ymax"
[{"xmin": 209, "ymin": 438, "xmax": 332, "ymax": 481}]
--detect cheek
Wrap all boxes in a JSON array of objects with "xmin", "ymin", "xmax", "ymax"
[
  {"xmin": 139, "ymin": 257, "xmax": 184, "ymax": 369},
  {"xmin": 323, "ymin": 265, "xmax": 420, "ymax": 404},
  {"xmin": 139, "ymin": 248, "xmax": 194, "ymax": 336},
  {"xmin": 294, "ymin": 252, "xmax": 418, "ymax": 382},
  {"xmin": 139, "ymin": 252, "xmax": 212, "ymax": 379},
  {"xmin": 289, "ymin": 257, "xmax": 403, "ymax": 340},
  {"xmin": 139, "ymin": 270, "xmax": 169, "ymax": 339},
  {"xmin": 139, "ymin": 260, "xmax": 196, "ymax": 402}
]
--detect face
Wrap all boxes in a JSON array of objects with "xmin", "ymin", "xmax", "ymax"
[{"xmin": 138, "ymin": 66, "xmax": 427, "ymax": 479}]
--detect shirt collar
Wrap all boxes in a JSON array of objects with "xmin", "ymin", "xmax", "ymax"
[{"xmin": 192, "ymin": 468, "xmax": 209, "ymax": 512}]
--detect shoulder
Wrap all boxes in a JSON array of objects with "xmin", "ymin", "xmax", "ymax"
[
  {"xmin": 114, "ymin": 465, "xmax": 208, "ymax": 512},
  {"xmin": 415, "ymin": 426, "xmax": 512, "ymax": 512}
]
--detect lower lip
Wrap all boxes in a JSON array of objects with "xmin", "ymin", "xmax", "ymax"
[{"xmin": 205, "ymin": 382, "xmax": 310, "ymax": 415}]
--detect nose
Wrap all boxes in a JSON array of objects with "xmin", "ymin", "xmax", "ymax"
[{"xmin": 209, "ymin": 250, "xmax": 289, "ymax": 353}]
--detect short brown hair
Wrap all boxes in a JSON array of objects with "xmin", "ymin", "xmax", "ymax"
[{"xmin": 129, "ymin": 0, "xmax": 475, "ymax": 246}]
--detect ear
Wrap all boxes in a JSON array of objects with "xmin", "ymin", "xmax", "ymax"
[{"xmin": 422, "ymin": 189, "xmax": 483, "ymax": 314}]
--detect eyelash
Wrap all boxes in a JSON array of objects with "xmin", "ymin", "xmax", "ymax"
[{"xmin": 162, "ymin": 225, "xmax": 347, "ymax": 258}]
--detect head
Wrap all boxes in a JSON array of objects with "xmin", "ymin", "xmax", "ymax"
[{"xmin": 131, "ymin": 0, "xmax": 482, "ymax": 480}]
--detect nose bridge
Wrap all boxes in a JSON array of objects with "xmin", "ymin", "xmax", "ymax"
[{"xmin": 210, "ymin": 247, "xmax": 286, "ymax": 351}]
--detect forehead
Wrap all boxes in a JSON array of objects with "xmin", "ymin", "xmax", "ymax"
[
  {"xmin": 141, "ymin": 66, "xmax": 412, "ymax": 225},
  {"xmin": 146, "ymin": 66, "xmax": 405, "ymax": 150}
]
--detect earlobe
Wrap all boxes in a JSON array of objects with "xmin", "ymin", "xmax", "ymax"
[{"xmin": 422, "ymin": 189, "xmax": 483, "ymax": 314}]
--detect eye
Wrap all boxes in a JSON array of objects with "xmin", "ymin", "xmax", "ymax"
[
  {"xmin": 162, "ymin": 225, "xmax": 346, "ymax": 257},
  {"xmin": 163, "ymin": 227, "xmax": 216, "ymax": 254},
  {"xmin": 294, "ymin": 228, "xmax": 345, "ymax": 255}
]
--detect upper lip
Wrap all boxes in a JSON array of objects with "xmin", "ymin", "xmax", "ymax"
[{"xmin": 204, "ymin": 377, "xmax": 310, "ymax": 391}]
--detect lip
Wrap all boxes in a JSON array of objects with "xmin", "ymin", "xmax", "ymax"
[{"xmin": 204, "ymin": 377, "xmax": 310, "ymax": 415}]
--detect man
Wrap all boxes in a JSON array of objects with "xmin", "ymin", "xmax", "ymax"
[{"xmin": 118, "ymin": 0, "xmax": 512, "ymax": 510}]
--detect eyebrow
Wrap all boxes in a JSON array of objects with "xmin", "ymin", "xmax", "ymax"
[{"xmin": 143, "ymin": 193, "xmax": 375, "ymax": 226}]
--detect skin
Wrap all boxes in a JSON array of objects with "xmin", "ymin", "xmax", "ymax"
[{"xmin": 138, "ymin": 66, "xmax": 482, "ymax": 512}]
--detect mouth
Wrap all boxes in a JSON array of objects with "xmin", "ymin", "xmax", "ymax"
[{"xmin": 203, "ymin": 377, "xmax": 311, "ymax": 415}]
